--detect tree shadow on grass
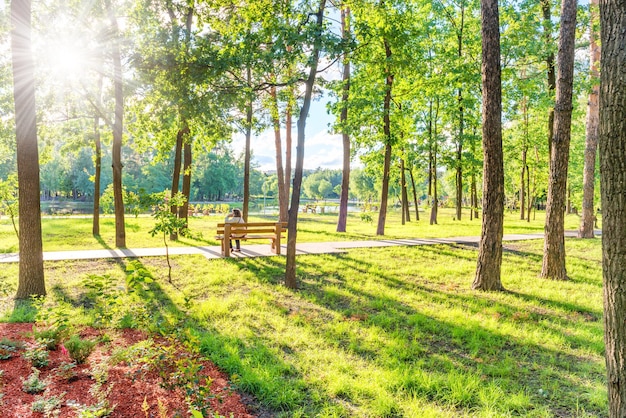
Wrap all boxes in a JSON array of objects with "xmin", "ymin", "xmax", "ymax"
[{"xmin": 275, "ymin": 248, "xmax": 606, "ymax": 416}]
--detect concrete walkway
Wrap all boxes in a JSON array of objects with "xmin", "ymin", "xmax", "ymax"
[{"xmin": 0, "ymin": 230, "xmax": 593, "ymax": 263}]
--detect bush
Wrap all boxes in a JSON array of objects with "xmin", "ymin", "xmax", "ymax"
[{"xmin": 63, "ymin": 335, "xmax": 97, "ymax": 364}]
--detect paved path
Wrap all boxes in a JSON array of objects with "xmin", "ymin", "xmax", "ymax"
[{"xmin": 0, "ymin": 230, "xmax": 594, "ymax": 263}]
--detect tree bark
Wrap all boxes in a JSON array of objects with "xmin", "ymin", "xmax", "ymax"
[
  {"xmin": 92, "ymin": 112, "xmax": 102, "ymax": 236},
  {"xmin": 285, "ymin": 0, "xmax": 326, "ymax": 289},
  {"xmin": 541, "ymin": 0, "xmax": 556, "ymax": 151},
  {"xmin": 107, "ymin": 0, "xmax": 126, "ymax": 248},
  {"xmin": 270, "ymin": 85, "xmax": 288, "ymax": 223},
  {"xmin": 12, "ymin": 0, "xmax": 45, "ymax": 299},
  {"xmin": 429, "ymin": 99, "xmax": 439, "ymax": 226},
  {"xmin": 472, "ymin": 0, "xmax": 504, "ymax": 291},
  {"xmin": 243, "ymin": 66, "xmax": 252, "ymax": 221},
  {"xmin": 579, "ymin": 0, "xmax": 600, "ymax": 239},
  {"xmin": 178, "ymin": 140, "xmax": 192, "ymax": 228},
  {"xmin": 520, "ymin": 148, "xmax": 527, "ymax": 220},
  {"xmin": 376, "ymin": 38, "xmax": 394, "ymax": 236},
  {"xmin": 599, "ymin": 0, "xmax": 626, "ymax": 414},
  {"xmin": 336, "ymin": 5, "xmax": 351, "ymax": 233},
  {"xmin": 92, "ymin": 73, "xmax": 103, "ymax": 236},
  {"xmin": 170, "ymin": 126, "xmax": 185, "ymax": 240},
  {"xmin": 541, "ymin": 0, "xmax": 577, "ymax": 281},
  {"xmin": 401, "ymin": 158, "xmax": 410, "ymax": 223},
  {"xmin": 455, "ymin": 9, "xmax": 465, "ymax": 222},
  {"xmin": 520, "ymin": 96, "xmax": 529, "ymax": 220},
  {"xmin": 408, "ymin": 165, "xmax": 419, "ymax": 221}
]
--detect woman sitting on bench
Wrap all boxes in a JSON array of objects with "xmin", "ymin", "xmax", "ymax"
[{"xmin": 225, "ymin": 208, "xmax": 245, "ymax": 252}]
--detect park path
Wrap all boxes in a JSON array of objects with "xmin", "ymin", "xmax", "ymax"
[{"xmin": 0, "ymin": 231, "xmax": 590, "ymax": 263}]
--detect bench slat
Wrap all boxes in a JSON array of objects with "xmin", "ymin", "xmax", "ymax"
[{"xmin": 217, "ymin": 221, "xmax": 286, "ymax": 257}]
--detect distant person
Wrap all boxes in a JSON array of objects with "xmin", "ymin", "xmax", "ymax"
[{"xmin": 225, "ymin": 208, "xmax": 245, "ymax": 252}]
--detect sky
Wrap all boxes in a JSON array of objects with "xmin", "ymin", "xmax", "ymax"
[{"xmin": 231, "ymin": 94, "xmax": 346, "ymax": 172}]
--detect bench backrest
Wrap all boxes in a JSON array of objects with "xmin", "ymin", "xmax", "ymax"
[{"xmin": 217, "ymin": 222, "xmax": 287, "ymax": 235}]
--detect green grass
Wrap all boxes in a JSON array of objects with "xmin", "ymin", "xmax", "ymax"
[
  {"xmin": 0, "ymin": 207, "xmax": 595, "ymax": 253},
  {"xmin": 0, "ymin": 215, "xmax": 606, "ymax": 417}
]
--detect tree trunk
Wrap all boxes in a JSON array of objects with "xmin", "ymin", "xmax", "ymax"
[
  {"xmin": 430, "ymin": 150, "xmax": 438, "ymax": 225},
  {"xmin": 271, "ymin": 85, "xmax": 288, "ymax": 223},
  {"xmin": 526, "ymin": 163, "xmax": 532, "ymax": 222},
  {"xmin": 243, "ymin": 66, "xmax": 252, "ymax": 221},
  {"xmin": 520, "ymin": 148, "xmax": 527, "ymax": 220},
  {"xmin": 285, "ymin": 0, "xmax": 326, "ymax": 289},
  {"xmin": 107, "ymin": 0, "xmax": 126, "ymax": 248},
  {"xmin": 401, "ymin": 158, "xmax": 410, "ymax": 223},
  {"xmin": 284, "ymin": 74, "xmax": 295, "ymax": 220},
  {"xmin": 599, "ymin": 0, "xmax": 626, "ymax": 412},
  {"xmin": 409, "ymin": 165, "xmax": 419, "ymax": 221},
  {"xmin": 92, "ymin": 110, "xmax": 102, "ymax": 236},
  {"xmin": 579, "ymin": 0, "xmax": 600, "ymax": 239},
  {"xmin": 336, "ymin": 5, "xmax": 351, "ymax": 233},
  {"xmin": 12, "ymin": 0, "xmax": 45, "ymax": 299},
  {"xmin": 541, "ymin": 0, "xmax": 577, "ymax": 281},
  {"xmin": 470, "ymin": 171, "xmax": 478, "ymax": 220},
  {"xmin": 170, "ymin": 127, "xmax": 185, "ymax": 240},
  {"xmin": 472, "ymin": 0, "xmax": 504, "ymax": 291},
  {"xmin": 376, "ymin": 39, "xmax": 394, "ymax": 236},
  {"xmin": 178, "ymin": 140, "xmax": 192, "ymax": 228},
  {"xmin": 541, "ymin": 0, "xmax": 556, "ymax": 151},
  {"xmin": 429, "ymin": 99, "xmax": 439, "ymax": 226}
]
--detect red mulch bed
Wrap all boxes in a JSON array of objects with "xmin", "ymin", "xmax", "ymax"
[{"xmin": 0, "ymin": 323, "xmax": 255, "ymax": 417}]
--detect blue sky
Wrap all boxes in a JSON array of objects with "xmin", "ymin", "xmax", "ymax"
[{"xmin": 231, "ymin": 93, "xmax": 345, "ymax": 172}]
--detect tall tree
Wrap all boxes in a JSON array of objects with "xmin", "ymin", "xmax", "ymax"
[
  {"xmin": 336, "ymin": 4, "xmax": 351, "ymax": 233},
  {"xmin": 242, "ymin": 65, "xmax": 253, "ymax": 220},
  {"xmin": 599, "ymin": 0, "xmax": 626, "ymax": 414},
  {"xmin": 541, "ymin": 0, "xmax": 556, "ymax": 150},
  {"xmin": 11, "ymin": 0, "xmax": 45, "ymax": 299},
  {"xmin": 578, "ymin": 0, "xmax": 600, "ymax": 238},
  {"xmin": 376, "ymin": 37, "xmax": 394, "ymax": 236},
  {"xmin": 270, "ymin": 84, "xmax": 288, "ymax": 222},
  {"xmin": 540, "ymin": 0, "xmax": 577, "ymax": 280},
  {"xmin": 92, "ymin": 82, "xmax": 103, "ymax": 236},
  {"xmin": 472, "ymin": 0, "xmax": 504, "ymax": 291},
  {"xmin": 105, "ymin": 0, "xmax": 126, "ymax": 248},
  {"xmin": 285, "ymin": 0, "xmax": 327, "ymax": 289}
]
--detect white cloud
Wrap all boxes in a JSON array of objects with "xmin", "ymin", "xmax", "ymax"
[{"xmin": 229, "ymin": 91, "xmax": 352, "ymax": 172}]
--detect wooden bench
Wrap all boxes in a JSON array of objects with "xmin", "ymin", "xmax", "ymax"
[{"xmin": 216, "ymin": 222, "xmax": 287, "ymax": 257}]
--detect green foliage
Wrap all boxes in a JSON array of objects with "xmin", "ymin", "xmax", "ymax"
[
  {"xmin": 0, "ymin": 174, "xmax": 18, "ymax": 238},
  {"xmin": 150, "ymin": 191, "xmax": 189, "ymax": 282},
  {"xmin": 359, "ymin": 213, "xmax": 373, "ymax": 223},
  {"xmin": 22, "ymin": 342, "xmax": 50, "ymax": 368},
  {"xmin": 82, "ymin": 274, "xmax": 120, "ymax": 328},
  {"xmin": 22, "ymin": 367, "xmax": 47, "ymax": 394},
  {"xmin": 55, "ymin": 361, "xmax": 78, "ymax": 381},
  {"xmin": 32, "ymin": 392, "xmax": 65, "ymax": 416},
  {"xmin": 149, "ymin": 192, "xmax": 189, "ymax": 241},
  {"xmin": 0, "ymin": 338, "xmax": 24, "ymax": 360},
  {"xmin": 63, "ymin": 335, "xmax": 97, "ymax": 364},
  {"xmin": 125, "ymin": 260, "xmax": 154, "ymax": 292},
  {"xmin": 32, "ymin": 296, "xmax": 71, "ymax": 350}
]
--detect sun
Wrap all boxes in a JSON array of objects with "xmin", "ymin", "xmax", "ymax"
[
  {"xmin": 38, "ymin": 36, "xmax": 92, "ymax": 82},
  {"xmin": 46, "ymin": 44, "xmax": 87, "ymax": 77}
]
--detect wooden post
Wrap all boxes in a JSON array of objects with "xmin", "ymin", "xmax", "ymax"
[
  {"xmin": 224, "ymin": 223, "xmax": 231, "ymax": 257},
  {"xmin": 274, "ymin": 223, "xmax": 281, "ymax": 255}
]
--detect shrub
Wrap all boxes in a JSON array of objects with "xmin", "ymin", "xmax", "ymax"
[
  {"xmin": 0, "ymin": 338, "xmax": 23, "ymax": 360},
  {"xmin": 64, "ymin": 335, "xmax": 97, "ymax": 364},
  {"xmin": 23, "ymin": 342, "xmax": 50, "ymax": 368},
  {"xmin": 32, "ymin": 392, "xmax": 65, "ymax": 416},
  {"xmin": 22, "ymin": 368, "xmax": 47, "ymax": 394}
]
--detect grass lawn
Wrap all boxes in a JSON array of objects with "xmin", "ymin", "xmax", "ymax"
[
  {"xmin": 0, "ymin": 207, "xmax": 593, "ymax": 252},
  {"xmin": 0, "ymin": 208, "xmax": 606, "ymax": 417}
]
